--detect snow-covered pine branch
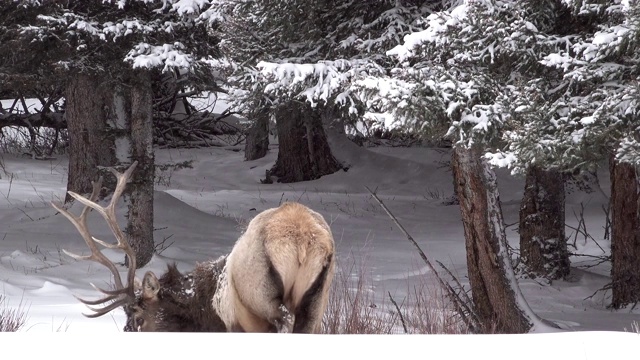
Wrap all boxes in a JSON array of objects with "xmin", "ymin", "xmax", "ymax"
[
  {"xmin": 12, "ymin": 0, "xmax": 222, "ymax": 73},
  {"xmin": 538, "ymin": 0, "xmax": 640, "ymax": 166},
  {"xmin": 257, "ymin": 60, "xmax": 384, "ymax": 112},
  {"xmin": 381, "ymin": 1, "xmax": 548, "ymax": 146},
  {"xmin": 218, "ymin": 0, "xmax": 441, "ymax": 125}
]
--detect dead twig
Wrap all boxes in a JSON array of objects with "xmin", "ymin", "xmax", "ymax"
[{"xmin": 388, "ymin": 291, "xmax": 408, "ymax": 334}]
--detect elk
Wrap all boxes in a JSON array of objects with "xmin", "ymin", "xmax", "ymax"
[{"xmin": 52, "ymin": 161, "xmax": 335, "ymax": 333}]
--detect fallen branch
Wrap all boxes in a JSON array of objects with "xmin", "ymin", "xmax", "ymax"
[{"xmin": 365, "ymin": 186, "xmax": 479, "ymax": 332}]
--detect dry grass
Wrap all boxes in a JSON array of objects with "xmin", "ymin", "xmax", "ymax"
[
  {"xmin": 322, "ymin": 258, "xmax": 472, "ymax": 334},
  {"xmin": 399, "ymin": 279, "xmax": 472, "ymax": 334},
  {"xmin": 0, "ymin": 294, "xmax": 28, "ymax": 332},
  {"xmin": 323, "ymin": 258, "xmax": 398, "ymax": 334}
]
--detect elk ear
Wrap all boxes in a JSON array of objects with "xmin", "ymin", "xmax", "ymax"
[{"xmin": 142, "ymin": 271, "xmax": 160, "ymax": 300}]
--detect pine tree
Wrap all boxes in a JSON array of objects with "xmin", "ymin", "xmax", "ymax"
[
  {"xmin": 372, "ymin": 0, "xmax": 564, "ymax": 332},
  {"xmin": 1, "ymin": 0, "xmax": 221, "ymax": 267},
  {"xmin": 540, "ymin": 0, "xmax": 640, "ymax": 308},
  {"xmin": 219, "ymin": 0, "xmax": 440, "ymax": 177}
]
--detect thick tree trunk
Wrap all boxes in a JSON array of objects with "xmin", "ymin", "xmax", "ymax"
[
  {"xmin": 270, "ymin": 101, "xmax": 341, "ymax": 183},
  {"xmin": 65, "ymin": 74, "xmax": 116, "ymax": 202},
  {"xmin": 609, "ymin": 158, "xmax": 640, "ymax": 309},
  {"xmin": 519, "ymin": 166, "xmax": 569, "ymax": 280},
  {"xmin": 110, "ymin": 73, "xmax": 155, "ymax": 268},
  {"xmin": 452, "ymin": 146, "xmax": 534, "ymax": 333},
  {"xmin": 244, "ymin": 105, "xmax": 270, "ymax": 161}
]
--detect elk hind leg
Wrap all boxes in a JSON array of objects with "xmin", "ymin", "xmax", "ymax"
[
  {"xmin": 235, "ymin": 258, "xmax": 295, "ymax": 333},
  {"xmin": 293, "ymin": 256, "xmax": 334, "ymax": 333}
]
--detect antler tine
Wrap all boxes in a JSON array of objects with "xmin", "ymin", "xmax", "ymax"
[
  {"xmin": 81, "ymin": 298, "xmax": 130, "ymax": 318},
  {"xmin": 53, "ymin": 177, "xmax": 127, "ymax": 288},
  {"xmin": 73, "ymin": 283, "xmax": 131, "ymax": 316},
  {"xmin": 52, "ymin": 200, "xmax": 126, "ymax": 291},
  {"xmin": 52, "ymin": 161, "xmax": 140, "ymax": 317},
  {"xmin": 75, "ymin": 291, "xmax": 122, "ymax": 306},
  {"xmin": 100, "ymin": 161, "xmax": 138, "ymax": 297},
  {"xmin": 63, "ymin": 162, "xmax": 139, "ymax": 294}
]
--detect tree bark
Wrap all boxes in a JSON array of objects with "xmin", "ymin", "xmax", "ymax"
[
  {"xmin": 270, "ymin": 101, "xmax": 341, "ymax": 183},
  {"xmin": 452, "ymin": 146, "xmax": 534, "ymax": 333},
  {"xmin": 109, "ymin": 73, "xmax": 155, "ymax": 268},
  {"xmin": 609, "ymin": 158, "xmax": 640, "ymax": 309},
  {"xmin": 65, "ymin": 73, "xmax": 116, "ymax": 202},
  {"xmin": 244, "ymin": 105, "xmax": 270, "ymax": 161},
  {"xmin": 125, "ymin": 72, "xmax": 155, "ymax": 268},
  {"xmin": 519, "ymin": 166, "xmax": 569, "ymax": 280}
]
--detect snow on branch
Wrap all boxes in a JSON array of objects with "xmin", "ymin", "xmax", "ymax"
[
  {"xmin": 100, "ymin": 20, "xmax": 155, "ymax": 40},
  {"xmin": 16, "ymin": 0, "xmax": 221, "ymax": 72},
  {"xmin": 257, "ymin": 59, "xmax": 384, "ymax": 110},
  {"xmin": 617, "ymin": 135, "xmax": 640, "ymax": 165},
  {"xmin": 125, "ymin": 42, "xmax": 193, "ymax": 71}
]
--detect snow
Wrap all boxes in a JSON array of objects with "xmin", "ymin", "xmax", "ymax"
[
  {"xmin": 0, "ymin": 142, "xmax": 638, "ymax": 351},
  {"xmin": 257, "ymin": 60, "xmax": 359, "ymax": 106},
  {"xmin": 125, "ymin": 42, "xmax": 193, "ymax": 71},
  {"xmin": 485, "ymin": 151, "xmax": 518, "ymax": 169},
  {"xmin": 387, "ymin": 3, "xmax": 468, "ymax": 61},
  {"xmin": 0, "ymin": 331, "xmax": 636, "ymax": 359}
]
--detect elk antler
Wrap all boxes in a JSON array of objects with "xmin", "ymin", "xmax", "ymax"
[{"xmin": 52, "ymin": 161, "xmax": 139, "ymax": 318}]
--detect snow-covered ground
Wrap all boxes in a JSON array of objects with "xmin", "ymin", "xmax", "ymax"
[{"xmin": 0, "ymin": 140, "xmax": 638, "ymax": 354}]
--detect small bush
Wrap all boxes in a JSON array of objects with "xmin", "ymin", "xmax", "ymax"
[
  {"xmin": 323, "ymin": 258, "xmax": 472, "ymax": 334},
  {"xmin": 0, "ymin": 294, "xmax": 28, "ymax": 332},
  {"xmin": 399, "ymin": 279, "xmax": 472, "ymax": 334},
  {"xmin": 323, "ymin": 258, "xmax": 398, "ymax": 334}
]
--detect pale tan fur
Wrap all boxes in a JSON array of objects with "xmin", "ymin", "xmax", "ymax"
[{"xmin": 214, "ymin": 202, "xmax": 335, "ymax": 333}]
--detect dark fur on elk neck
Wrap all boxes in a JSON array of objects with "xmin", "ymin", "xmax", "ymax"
[{"xmin": 125, "ymin": 256, "xmax": 228, "ymax": 332}]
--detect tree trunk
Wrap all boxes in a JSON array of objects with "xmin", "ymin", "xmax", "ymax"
[
  {"xmin": 110, "ymin": 73, "xmax": 155, "ymax": 268},
  {"xmin": 270, "ymin": 101, "xmax": 341, "ymax": 183},
  {"xmin": 452, "ymin": 146, "xmax": 535, "ymax": 333},
  {"xmin": 244, "ymin": 105, "xmax": 270, "ymax": 161},
  {"xmin": 126, "ymin": 72, "xmax": 155, "ymax": 268},
  {"xmin": 519, "ymin": 166, "xmax": 569, "ymax": 280},
  {"xmin": 609, "ymin": 158, "xmax": 640, "ymax": 309},
  {"xmin": 65, "ymin": 73, "xmax": 116, "ymax": 202}
]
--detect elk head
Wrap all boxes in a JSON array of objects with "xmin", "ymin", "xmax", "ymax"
[
  {"xmin": 53, "ymin": 162, "xmax": 228, "ymax": 332},
  {"xmin": 121, "ymin": 260, "xmax": 228, "ymax": 332}
]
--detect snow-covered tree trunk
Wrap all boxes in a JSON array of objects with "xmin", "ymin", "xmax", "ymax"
[
  {"xmin": 519, "ymin": 166, "xmax": 569, "ymax": 280},
  {"xmin": 65, "ymin": 73, "xmax": 116, "ymax": 202},
  {"xmin": 270, "ymin": 101, "xmax": 341, "ymax": 183},
  {"xmin": 244, "ymin": 105, "xmax": 270, "ymax": 161},
  {"xmin": 452, "ymin": 146, "xmax": 537, "ymax": 333},
  {"xmin": 110, "ymin": 74, "xmax": 154, "ymax": 268},
  {"xmin": 609, "ymin": 158, "xmax": 640, "ymax": 309}
]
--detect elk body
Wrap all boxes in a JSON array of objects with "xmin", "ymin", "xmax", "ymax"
[{"xmin": 52, "ymin": 162, "xmax": 335, "ymax": 333}]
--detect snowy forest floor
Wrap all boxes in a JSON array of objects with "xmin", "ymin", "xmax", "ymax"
[{"xmin": 0, "ymin": 142, "xmax": 638, "ymax": 335}]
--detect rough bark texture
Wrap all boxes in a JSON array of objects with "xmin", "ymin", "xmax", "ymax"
[
  {"xmin": 65, "ymin": 73, "xmax": 116, "ymax": 202},
  {"xmin": 452, "ymin": 146, "xmax": 532, "ymax": 334},
  {"xmin": 124, "ymin": 72, "xmax": 155, "ymax": 268},
  {"xmin": 519, "ymin": 166, "xmax": 569, "ymax": 280},
  {"xmin": 609, "ymin": 159, "xmax": 640, "ymax": 309},
  {"xmin": 270, "ymin": 102, "xmax": 341, "ymax": 183},
  {"xmin": 244, "ymin": 105, "xmax": 270, "ymax": 161},
  {"xmin": 107, "ymin": 73, "xmax": 154, "ymax": 268}
]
